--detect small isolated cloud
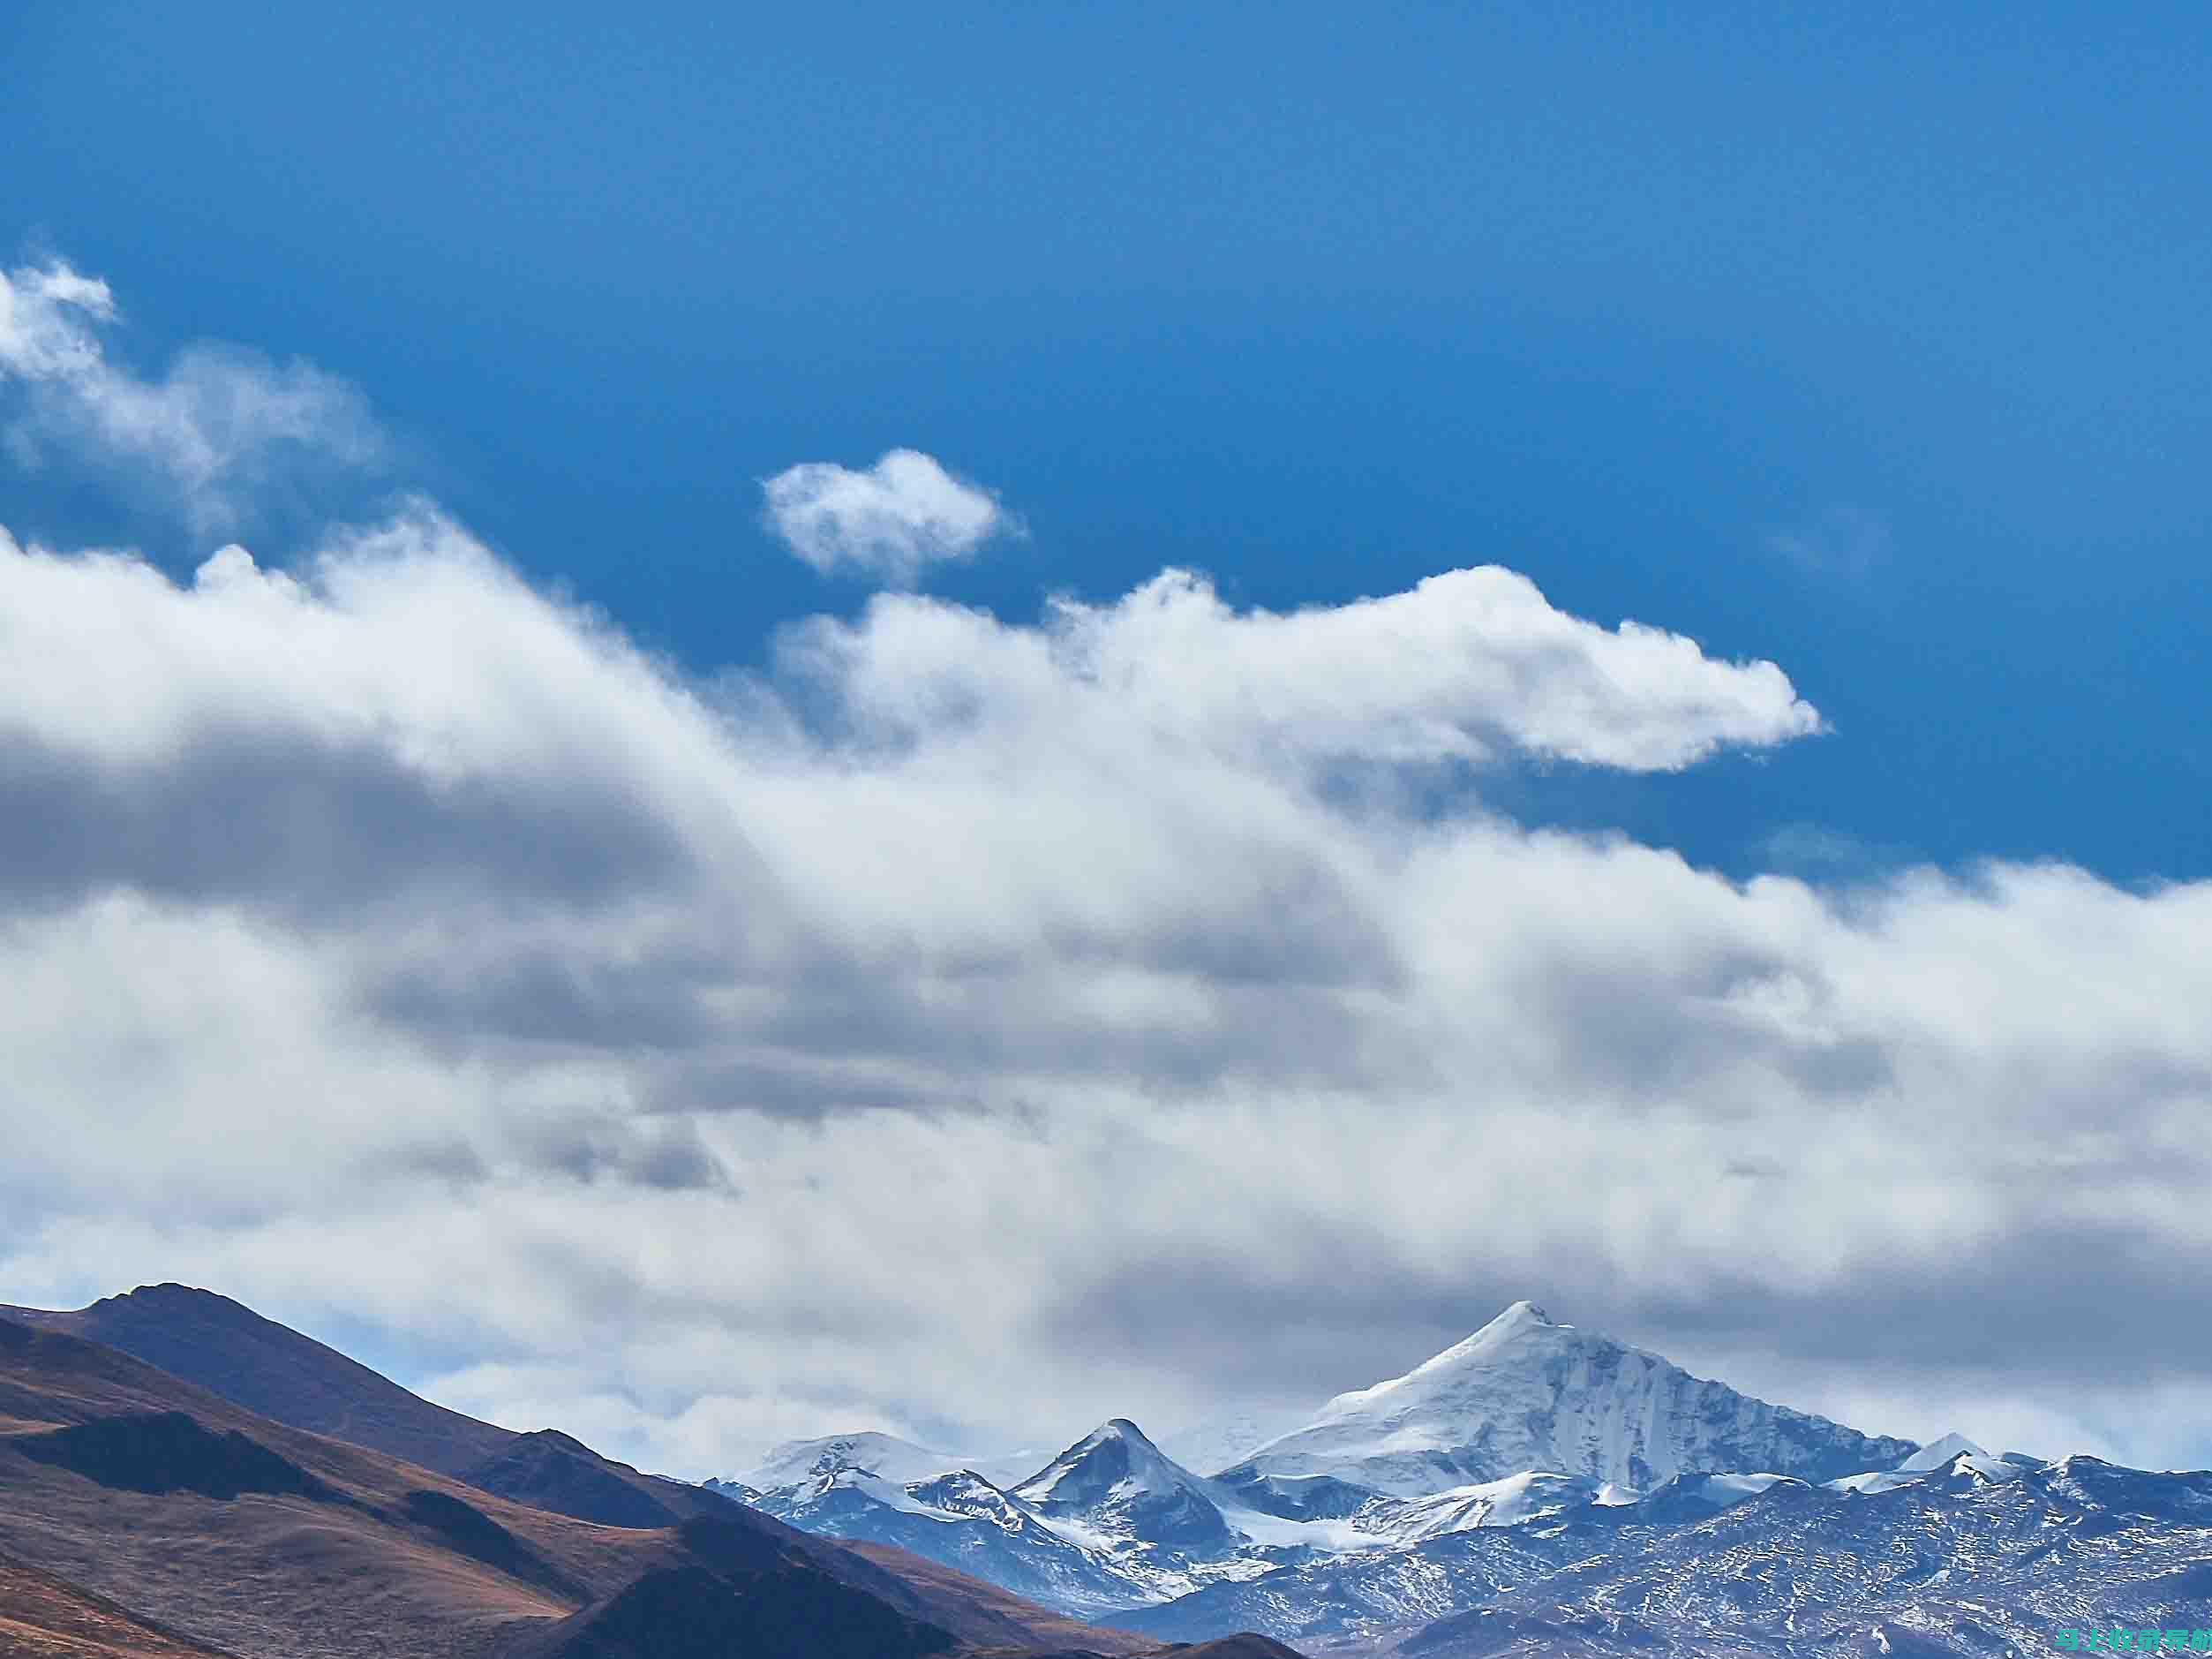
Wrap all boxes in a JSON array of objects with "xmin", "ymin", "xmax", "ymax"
[
  {"xmin": 0, "ymin": 259, "xmax": 384, "ymax": 535},
  {"xmin": 1768, "ymin": 504, "xmax": 1891, "ymax": 578},
  {"xmin": 762, "ymin": 448, "xmax": 1018, "ymax": 584}
]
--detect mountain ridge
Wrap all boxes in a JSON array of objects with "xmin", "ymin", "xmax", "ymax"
[
  {"xmin": 0, "ymin": 1284, "xmax": 732, "ymax": 1531},
  {"xmin": 19, "ymin": 1285, "xmax": 2200, "ymax": 1659}
]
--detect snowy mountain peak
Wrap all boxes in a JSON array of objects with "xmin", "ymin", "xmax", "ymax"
[
  {"xmin": 1895, "ymin": 1431, "xmax": 1988, "ymax": 1472},
  {"xmin": 1228, "ymin": 1304, "xmax": 1916, "ymax": 1499},
  {"xmin": 1015, "ymin": 1417, "xmax": 1186, "ymax": 1506},
  {"xmin": 1403, "ymin": 1299, "xmax": 1564, "ymax": 1374},
  {"xmin": 1013, "ymin": 1417, "xmax": 1238, "ymax": 1556},
  {"xmin": 735, "ymin": 1430, "xmax": 961, "ymax": 1491},
  {"xmin": 1290, "ymin": 1299, "xmax": 1582, "ymax": 1428}
]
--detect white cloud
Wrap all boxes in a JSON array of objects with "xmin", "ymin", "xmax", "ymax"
[
  {"xmin": 762, "ymin": 448, "xmax": 1018, "ymax": 583},
  {"xmin": 0, "ymin": 260, "xmax": 383, "ymax": 534},
  {"xmin": 780, "ymin": 564, "xmax": 1822, "ymax": 775},
  {"xmin": 3, "ymin": 509, "xmax": 2208, "ymax": 1482},
  {"xmin": 0, "ymin": 262, "xmax": 119, "ymax": 376},
  {"xmin": 4, "ymin": 267, "xmax": 2209, "ymax": 1482}
]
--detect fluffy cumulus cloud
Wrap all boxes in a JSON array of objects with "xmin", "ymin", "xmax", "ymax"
[
  {"xmin": 762, "ymin": 447, "xmax": 1019, "ymax": 583},
  {"xmin": 4, "ymin": 268, "xmax": 2210, "ymax": 1482},
  {"xmin": 779, "ymin": 565, "xmax": 1823, "ymax": 775},
  {"xmin": 0, "ymin": 260, "xmax": 383, "ymax": 534}
]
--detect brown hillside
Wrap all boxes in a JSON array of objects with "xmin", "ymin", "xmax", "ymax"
[
  {"xmin": 0, "ymin": 1553, "xmax": 237, "ymax": 1659},
  {"xmin": 0, "ymin": 1313, "xmax": 1276, "ymax": 1659},
  {"xmin": 0, "ymin": 1288, "xmax": 712, "ymax": 1530}
]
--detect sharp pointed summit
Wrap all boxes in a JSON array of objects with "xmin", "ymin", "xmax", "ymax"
[
  {"xmin": 1014, "ymin": 1419, "xmax": 1238, "ymax": 1556},
  {"xmin": 1220, "ymin": 1301, "xmax": 1915, "ymax": 1499},
  {"xmin": 1393, "ymin": 1299, "xmax": 1560, "ymax": 1376}
]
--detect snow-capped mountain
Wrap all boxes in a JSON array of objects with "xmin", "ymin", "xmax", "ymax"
[
  {"xmin": 704, "ymin": 1300, "xmax": 2212, "ymax": 1655},
  {"xmin": 729, "ymin": 1415, "xmax": 1309, "ymax": 1610},
  {"xmin": 743, "ymin": 1458, "xmax": 1147, "ymax": 1613},
  {"xmin": 1114, "ymin": 1454, "xmax": 2212, "ymax": 1655},
  {"xmin": 1221, "ymin": 1300, "xmax": 1915, "ymax": 1501},
  {"xmin": 1372, "ymin": 1469, "xmax": 1602, "ymax": 1542},
  {"xmin": 1012, "ymin": 1418, "xmax": 1241, "ymax": 1557},
  {"xmin": 1895, "ymin": 1430, "xmax": 1991, "ymax": 1472},
  {"xmin": 1828, "ymin": 1433, "xmax": 2043, "ymax": 1496},
  {"xmin": 732, "ymin": 1430, "xmax": 966, "ymax": 1490}
]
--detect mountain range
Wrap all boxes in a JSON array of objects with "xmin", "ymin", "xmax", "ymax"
[
  {"xmin": 5, "ymin": 1286, "xmax": 2208, "ymax": 1658},
  {"xmin": 711, "ymin": 1301, "xmax": 2212, "ymax": 1658}
]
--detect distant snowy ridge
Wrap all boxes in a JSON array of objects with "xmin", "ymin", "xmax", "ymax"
[
  {"xmin": 708, "ymin": 1300, "xmax": 2096, "ymax": 1629},
  {"xmin": 696, "ymin": 1300, "xmax": 2205, "ymax": 1654},
  {"xmin": 1110, "ymin": 1452, "xmax": 2212, "ymax": 1656},
  {"xmin": 1156, "ymin": 1406, "xmax": 1316, "ymax": 1479},
  {"xmin": 733, "ymin": 1429, "xmax": 970, "ymax": 1489}
]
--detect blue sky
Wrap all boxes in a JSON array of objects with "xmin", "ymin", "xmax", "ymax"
[
  {"xmin": 4, "ymin": 4, "xmax": 2212, "ymax": 1474},
  {"xmin": 7, "ymin": 0, "xmax": 2207, "ymax": 882}
]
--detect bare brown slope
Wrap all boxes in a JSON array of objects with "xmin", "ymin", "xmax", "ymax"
[
  {"xmin": 0, "ymin": 1552, "xmax": 237, "ymax": 1659},
  {"xmin": 0, "ymin": 1316, "xmax": 610, "ymax": 1658},
  {"xmin": 1, "ymin": 1286, "xmax": 509, "ymax": 1477},
  {"xmin": 0, "ymin": 1288, "xmax": 1163, "ymax": 1651},
  {"xmin": 0, "ymin": 1287, "xmax": 712, "ymax": 1530},
  {"xmin": 0, "ymin": 1316, "xmax": 1204, "ymax": 1659}
]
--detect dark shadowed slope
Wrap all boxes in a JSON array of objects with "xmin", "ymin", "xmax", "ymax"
[
  {"xmin": 1, "ymin": 1286, "xmax": 509, "ymax": 1476},
  {"xmin": 457, "ymin": 1429, "xmax": 684, "ymax": 1529},
  {"xmin": 839, "ymin": 1542, "xmax": 1160, "ymax": 1655},
  {"xmin": 492, "ymin": 1555, "xmax": 960, "ymax": 1659},
  {"xmin": 11, "ymin": 1411, "xmax": 342, "ymax": 1502},
  {"xmin": 0, "ymin": 1286, "xmax": 710, "ymax": 1529}
]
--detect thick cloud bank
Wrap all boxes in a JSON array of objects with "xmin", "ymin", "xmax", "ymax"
[{"xmin": 2, "ymin": 271, "xmax": 2207, "ymax": 1479}]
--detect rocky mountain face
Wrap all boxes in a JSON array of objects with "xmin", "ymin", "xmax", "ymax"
[{"xmin": 1111, "ymin": 1453, "xmax": 2212, "ymax": 1655}]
